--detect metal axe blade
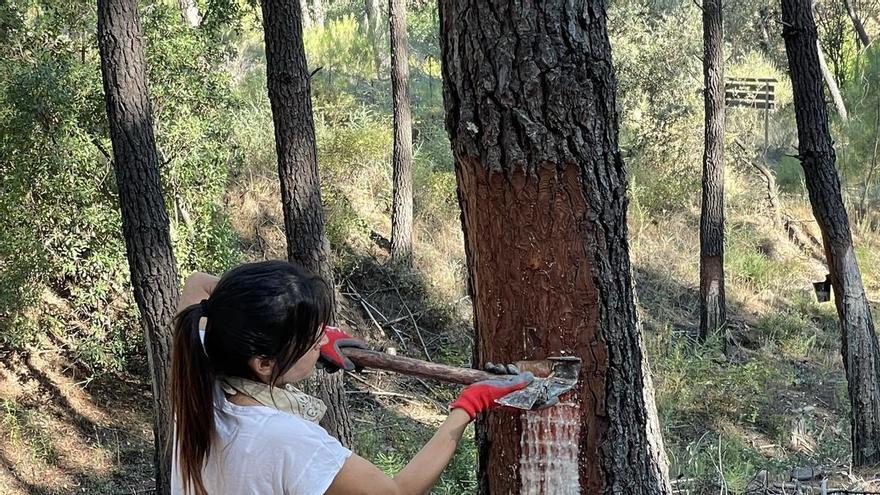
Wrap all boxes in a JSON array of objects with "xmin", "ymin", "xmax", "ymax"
[{"xmin": 496, "ymin": 356, "xmax": 581, "ymax": 410}]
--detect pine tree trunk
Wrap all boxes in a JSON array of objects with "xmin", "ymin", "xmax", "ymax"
[
  {"xmin": 300, "ymin": 0, "xmax": 313, "ymax": 29},
  {"xmin": 312, "ymin": 0, "xmax": 325, "ymax": 27},
  {"xmin": 439, "ymin": 1, "xmax": 672, "ymax": 492},
  {"xmin": 96, "ymin": 0, "xmax": 180, "ymax": 492},
  {"xmin": 699, "ymin": 0, "xmax": 726, "ymax": 343},
  {"xmin": 843, "ymin": 0, "xmax": 871, "ymax": 48},
  {"xmin": 782, "ymin": 0, "xmax": 880, "ymax": 465},
  {"xmin": 389, "ymin": 0, "xmax": 413, "ymax": 263},
  {"xmin": 259, "ymin": 0, "xmax": 354, "ymax": 447},
  {"xmin": 365, "ymin": 0, "xmax": 383, "ymax": 78}
]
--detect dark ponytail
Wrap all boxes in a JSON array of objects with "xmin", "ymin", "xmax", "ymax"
[
  {"xmin": 170, "ymin": 260, "xmax": 333, "ymax": 495},
  {"xmin": 171, "ymin": 303, "xmax": 214, "ymax": 495}
]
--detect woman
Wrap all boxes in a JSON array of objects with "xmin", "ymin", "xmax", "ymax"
[{"xmin": 171, "ymin": 260, "xmax": 532, "ymax": 495}]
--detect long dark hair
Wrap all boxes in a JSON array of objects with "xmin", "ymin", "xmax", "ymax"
[{"xmin": 171, "ymin": 260, "xmax": 332, "ymax": 495}]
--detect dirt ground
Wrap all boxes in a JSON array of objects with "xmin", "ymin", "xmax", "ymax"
[{"xmin": 0, "ymin": 348, "xmax": 155, "ymax": 494}]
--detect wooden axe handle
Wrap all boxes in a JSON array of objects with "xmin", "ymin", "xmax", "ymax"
[{"xmin": 341, "ymin": 348, "xmax": 496, "ymax": 385}]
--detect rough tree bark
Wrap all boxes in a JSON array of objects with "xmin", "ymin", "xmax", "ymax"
[
  {"xmin": 700, "ymin": 0, "xmax": 727, "ymax": 343},
  {"xmin": 259, "ymin": 0, "xmax": 354, "ymax": 447},
  {"xmin": 439, "ymin": 0, "xmax": 672, "ymax": 492},
  {"xmin": 389, "ymin": 0, "xmax": 413, "ymax": 263},
  {"xmin": 96, "ymin": 0, "xmax": 180, "ymax": 492},
  {"xmin": 782, "ymin": 0, "xmax": 880, "ymax": 465},
  {"xmin": 843, "ymin": 0, "xmax": 871, "ymax": 48}
]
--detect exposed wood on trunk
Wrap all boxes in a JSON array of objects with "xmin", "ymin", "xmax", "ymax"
[
  {"xmin": 844, "ymin": 0, "xmax": 871, "ymax": 48},
  {"xmin": 439, "ymin": 0, "xmax": 672, "ymax": 492},
  {"xmin": 259, "ymin": 0, "xmax": 354, "ymax": 446},
  {"xmin": 96, "ymin": 0, "xmax": 180, "ymax": 492},
  {"xmin": 389, "ymin": 0, "xmax": 413, "ymax": 263},
  {"xmin": 782, "ymin": 0, "xmax": 880, "ymax": 465},
  {"xmin": 700, "ymin": 0, "xmax": 727, "ymax": 344}
]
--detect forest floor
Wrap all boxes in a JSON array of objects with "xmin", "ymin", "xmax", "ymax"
[{"xmin": 3, "ymin": 173, "xmax": 880, "ymax": 494}]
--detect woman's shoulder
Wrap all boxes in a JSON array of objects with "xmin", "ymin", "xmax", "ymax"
[{"xmin": 258, "ymin": 411, "xmax": 343, "ymax": 449}]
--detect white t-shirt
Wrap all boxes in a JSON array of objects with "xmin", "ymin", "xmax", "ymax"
[{"xmin": 171, "ymin": 383, "xmax": 352, "ymax": 495}]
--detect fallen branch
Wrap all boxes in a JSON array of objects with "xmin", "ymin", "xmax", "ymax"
[
  {"xmin": 392, "ymin": 284, "xmax": 432, "ymax": 361},
  {"xmin": 733, "ymin": 139, "xmax": 825, "ymax": 265}
]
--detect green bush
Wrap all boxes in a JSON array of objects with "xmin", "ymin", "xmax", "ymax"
[
  {"xmin": 776, "ymin": 155, "xmax": 806, "ymax": 195},
  {"xmin": 725, "ymin": 223, "xmax": 800, "ymax": 290},
  {"xmin": 305, "ymin": 15, "xmax": 377, "ymax": 99},
  {"xmin": 611, "ymin": 3, "xmax": 703, "ymax": 215},
  {"xmin": 0, "ymin": 1, "xmax": 242, "ymax": 373}
]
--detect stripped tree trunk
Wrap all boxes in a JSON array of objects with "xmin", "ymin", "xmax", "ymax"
[
  {"xmin": 439, "ymin": 0, "xmax": 672, "ymax": 492},
  {"xmin": 782, "ymin": 0, "xmax": 880, "ymax": 465},
  {"xmin": 700, "ymin": 0, "xmax": 727, "ymax": 344},
  {"xmin": 96, "ymin": 0, "xmax": 180, "ymax": 492},
  {"xmin": 843, "ymin": 0, "xmax": 871, "ymax": 48},
  {"xmin": 389, "ymin": 0, "xmax": 413, "ymax": 263},
  {"xmin": 259, "ymin": 0, "xmax": 354, "ymax": 447}
]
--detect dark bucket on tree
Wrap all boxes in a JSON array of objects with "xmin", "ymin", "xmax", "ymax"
[{"xmin": 813, "ymin": 279, "xmax": 831, "ymax": 303}]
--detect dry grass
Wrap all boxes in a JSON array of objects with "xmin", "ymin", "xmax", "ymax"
[{"xmin": 0, "ymin": 347, "xmax": 154, "ymax": 494}]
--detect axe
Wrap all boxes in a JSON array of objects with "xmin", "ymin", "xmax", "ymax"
[{"xmin": 341, "ymin": 348, "xmax": 581, "ymax": 410}]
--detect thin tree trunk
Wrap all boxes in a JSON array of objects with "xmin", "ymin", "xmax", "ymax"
[
  {"xmin": 365, "ymin": 0, "xmax": 383, "ymax": 78},
  {"xmin": 782, "ymin": 0, "xmax": 880, "ymax": 466},
  {"xmin": 440, "ymin": 1, "xmax": 672, "ymax": 492},
  {"xmin": 844, "ymin": 0, "xmax": 871, "ymax": 48},
  {"xmin": 817, "ymin": 38, "xmax": 849, "ymax": 121},
  {"xmin": 700, "ymin": 0, "xmax": 727, "ymax": 344},
  {"xmin": 259, "ymin": 0, "xmax": 354, "ymax": 447},
  {"xmin": 300, "ymin": 0, "xmax": 313, "ymax": 29},
  {"xmin": 96, "ymin": 0, "xmax": 180, "ymax": 492},
  {"xmin": 312, "ymin": 0, "xmax": 325, "ymax": 27},
  {"xmin": 177, "ymin": 0, "xmax": 201, "ymax": 27},
  {"xmin": 389, "ymin": 0, "xmax": 413, "ymax": 263},
  {"xmin": 759, "ymin": 7, "xmax": 772, "ymax": 54}
]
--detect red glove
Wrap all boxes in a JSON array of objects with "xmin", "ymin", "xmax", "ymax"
[
  {"xmin": 450, "ymin": 372, "xmax": 534, "ymax": 420},
  {"xmin": 319, "ymin": 326, "xmax": 367, "ymax": 373}
]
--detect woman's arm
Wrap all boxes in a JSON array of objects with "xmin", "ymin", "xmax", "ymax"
[
  {"xmin": 177, "ymin": 272, "xmax": 220, "ymax": 313},
  {"xmin": 325, "ymin": 409, "xmax": 471, "ymax": 495},
  {"xmin": 326, "ymin": 373, "xmax": 533, "ymax": 495}
]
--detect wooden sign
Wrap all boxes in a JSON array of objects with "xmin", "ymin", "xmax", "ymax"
[{"xmin": 725, "ymin": 77, "xmax": 777, "ymax": 110}]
